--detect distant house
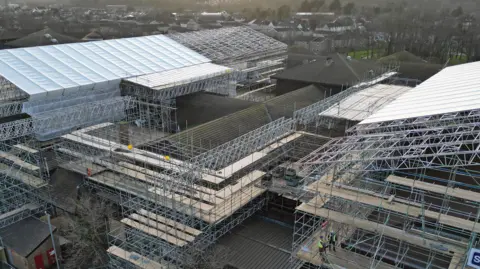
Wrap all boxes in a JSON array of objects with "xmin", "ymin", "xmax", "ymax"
[
  {"xmin": 272, "ymin": 53, "xmax": 383, "ymax": 95},
  {"xmin": 106, "ymin": 5, "xmax": 128, "ymax": 13},
  {"xmin": 378, "ymin": 51, "xmax": 443, "ymax": 86},
  {"xmin": 0, "ymin": 217, "xmax": 59, "ymax": 269},
  {"xmin": 186, "ymin": 19, "xmax": 200, "ymax": 31},
  {"xmin": 5, "ymin": 28, "xmax": 79, "ymax": 48},
  {"xmin": 320, "ymin": 16, "xmax": 356, "ymax": 33}
]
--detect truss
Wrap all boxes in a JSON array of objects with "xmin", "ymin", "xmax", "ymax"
[
  {"xmin": 121, "ymin": 72, "xmax": 237, "ymax": 101},
  {"xmin": 294, "ymin": 69, "xmax": 399, "ymax": 126},
  {"xmin": 190, "ymin": 117, "xmax": 295, "ymax": 170},
  {"xmin": 168, "ymin": 27, "xmax": 287, "ymax": 65},
  {"xmin": 293, "ymin": 105, "xmax": 480, "ymax": 269}
]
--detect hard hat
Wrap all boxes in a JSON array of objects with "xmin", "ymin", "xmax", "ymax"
[
  {"xmin": 127, "ymin": 144, "xmax": 133, "ymax": 150},
  {"xmin": 165, "ymin": 155, "xmax": 170, "ymax": 161}
]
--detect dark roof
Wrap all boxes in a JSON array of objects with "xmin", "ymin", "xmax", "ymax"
[
  {"xmin": 168, "ymin": 104, "xmax": 271, "ymax": 152},
  {"xmin": 265, "ymin": 85, "xmax": 328, "ymax": 120},
  {"xmin": 0, "ymin": 29, "xmax": 25, "ymax": 41},
  {"xmin": 396, "ymin": 62, "xmax": 444, "ymax": 81},
  {"xmin": 273, "ymin": 53, "xmax": 382, "ymax": 86},
  {"xmin": 5, "ymin": 28, "xmax": 79, "ymax": 48},
  {"xmin": 176, "ymin": 92, "xmax": 257, "ymax": 130},
  {"xmin": 0, "ymin": 217, "xmax": 56, "ymax": 257},
  {"xmin": 215, "ymin": 216, "xmax": 292, "ymax": 269},
  {"xmin": 378, "ymin": 50, "xmax": 426, "ymax": 63}
]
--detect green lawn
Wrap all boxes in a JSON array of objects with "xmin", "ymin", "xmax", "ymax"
[
  {"xmin": 348, "ymin": 49, "xmax": 385, "ymax": 60},
  {"xmin": 449, "ymin": 54, "xmax": 468, "ymax": 65}
]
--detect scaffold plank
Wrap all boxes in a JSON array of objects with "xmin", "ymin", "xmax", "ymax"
[
  {"xmin": 297, "ymin": 205, "xmax": 465, "ymax": 256},
  {"xmin": 129, "ymin": 213, "xmax": 196, "ymax": 242},
  {"xmin": 308, "ymin": 182, "xmax": 422, "ymax": 217},
  {"xmin": 148, "ymin": 187, "xmax": 214, "ymax": 211},
  {"xmin": 72, "ymin": 122, "xmax": 113, "ymax": 135},
  {"xmin": 107, "ymin": 246, "xmax": 168, "ymax": 269},
  {"xmin": 386, "ymin": 175, "xmax": 480, "ymax": 202},
  {"xmin": 64, "ymin": 132, "xmax": 224, "ymax": 184},
  {"xmin": 13, "ymin": 144, "xmax": 38, "ymax": 154},
  {"xmin": 205, "ymin": 185, "xmax": 265, "ymax": 223},
  {"xmin": 100, "ymin": 160, "xmax": 220, "ymax": 205},
  {"xmin": 424, "ymin": 211, "xmax": 480, "ymax": 233},
  {"xmin": 216, "ymin": 170, "xmax": 265, "ymax": 199},
  {"xmin": 0, "ymin": 151, "xmax": 39, "ymax": 171},
  {"xmin": 0, "ymin": 163, "xmax": 45, "ymax": 188},
  {"xmin": 119, "ymin": 162, "xmax": 217, "ymax": 196},
  {"xmin": 214, "ymin": 132, "xmax": 301, "ymax": 178},
  {"xmin": 121, "ymin": 218, "xmax": 188, "ymax": 247},
  {"xmin": 137, "ymin": 209, "xmax": 202, "ymax": 236}
]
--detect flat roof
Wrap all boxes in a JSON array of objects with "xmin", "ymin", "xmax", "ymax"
[
  {"xmin": 0, "ymin": 35, "xmax": 209, "ymax": 100},
  {"xmin": 362, "ymin": 62, "xmax": 480, "ymax": 124},
  {"xmin": 319, "ymin": 84, "xmax": 411, "ymax": 121},
  {"xmin": 124, "ymin": 63, "xmax": 231, "ymax": 90}
]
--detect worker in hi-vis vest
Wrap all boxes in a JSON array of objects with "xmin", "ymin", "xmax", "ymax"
[
  {"xmin": 328, "ymin": 231, "xmax": 337, "ymax": 252},
  {"xmin": 318, "ymin": 236, "xmax": 327, "ymax": 261}
]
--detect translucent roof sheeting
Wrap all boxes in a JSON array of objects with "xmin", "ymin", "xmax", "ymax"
[
  {"xmin": 168, "ymin": 27, "xmax": 287, "ymax": 64},
  {"xmin": 0, "ymin": 35, "xmax": 210, "ymax": 100},
  {"xmin": 125, "ymin": 63, "xmax": 232, "ymax": 90},
  {"xmin": 361, "ymin": 62, "xmax": 480, "ymax": 124},
  {"xmin": 320, "ymin": 84, "xmax": 411, "ymax": 121}
]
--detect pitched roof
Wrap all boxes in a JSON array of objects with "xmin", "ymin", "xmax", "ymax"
[
  {"xmin": 265, "ymin": 85, "xmax": 328, "ymax": 120},
  {"xmin": 168, "ymin": 104, "xmax": 271, "ymax": 152},
  {"xmin": 378, "ymin": 50, "xmax": 426, "ymax": 63},
  {"xmin": 5, "ymin": 28, "xmax": 79, "ymax": 48},
  {"xmin": 0, "ymin": 217, "xmax": 56, "ymax": 257},
  {"xmin": 396, "ymin": 62, "xmax": 444, "ymax": 81},
  {"xmin": 273, "ymin": 53, "xmax": 382, "ymax": 86}
]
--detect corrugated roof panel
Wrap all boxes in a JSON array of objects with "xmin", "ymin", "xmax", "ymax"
[
  {"xmin": 125, "ymin": 63, "xmax": 231, "ymax": 90},
  {"xmin": 361, "ymin": 62, "xmax": 480, "ymax": 124},
  {"xmin": 0, "ymin": 35, "xmax": 210, "ymax": 99},
  {"xmin": 320, "ymin": 84, "xmax": 411, "ymax": 121}
]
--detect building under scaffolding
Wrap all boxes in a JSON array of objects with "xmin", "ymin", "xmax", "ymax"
[
  {"xmin": 0, "ymin": 26, "xmax": 415, "ymax": 269},
  {"xmin": 169, "ymin": 27, "xmax": 288, "ymax": 97},
  {"xmin": 291, "ymin": 61, "xmax": 480, "ymax": 269}
]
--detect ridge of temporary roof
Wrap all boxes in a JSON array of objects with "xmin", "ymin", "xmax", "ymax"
[
  {"xmin": 125, "ymin": 63, "xmax": 231, "ymax": 90},
  {"xmin": 0, "ymin": 35, "xmax": 210, "ymax": 100},
  {"xmin": 361, "ymin": 61, "xmax": 480, "ymax": 124}
]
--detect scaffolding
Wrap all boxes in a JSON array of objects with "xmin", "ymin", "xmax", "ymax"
[
  {"xmin": 168, "ymin": 27, "xmax": 288, "ymax": 65},
  {"xmin": 0, "ymin": 136, "xmax": 51, "ymax": 229},
  {"xmin": 54, "ymin": 96, "xmax": 299, "ymax": 268},
  {"xmin": 291, "ymin": 107, "xmax": 480, "ymax": 269},
  {"xmin": 168, "ymin": 27, "xmax": 288, "ymax": 98}
]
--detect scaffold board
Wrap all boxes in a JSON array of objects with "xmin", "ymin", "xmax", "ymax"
[
  {"xmin": 0, "ymin": 151, "xmax": 39, "ymax": 171},
  {"xmin": 386, "ymin": 175, "xmax": 480, "ymax": 203},
  {"xmin": 121, "ymin": 218, "xmax": 188, "ymax": 247},
  {"xmin": 129, "ymin": 213, "xmax": 196, "ymax": 242},
  {"xmin": 137, "ymin": 209, "xmax": 202, "ymax": 236},
  {"xmin": 107, "ymin": 246, "xmax": 169, "ymax": 269}
]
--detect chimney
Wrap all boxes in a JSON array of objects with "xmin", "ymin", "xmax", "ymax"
[{"xmin": 325, "ymin": 57, "xmax": 334, "ymax": 66}]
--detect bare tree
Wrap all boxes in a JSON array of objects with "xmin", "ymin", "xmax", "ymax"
[{"xmin": 61, "ymin": 194, "xmax": 115, "ymax": 269}]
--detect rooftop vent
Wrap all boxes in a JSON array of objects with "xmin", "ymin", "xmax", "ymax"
[{"xmin": 325, "ymin": 57, "xmax": 334, "ymax": 66}]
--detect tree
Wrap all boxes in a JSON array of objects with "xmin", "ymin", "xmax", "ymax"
[
  {"xmin": 451, "ymin": 6, "xmax": 463, "ymax": 17},
  {"xmin": 329, "ymin": 0, "xmax": 342, "ymax": 12},
  {"xmin": 299, "ymin": 0, "xmax": 311, "ymax": 12},
  {"xmin": 343, "ymin": 2, "xmax": 355, "ymax": 15},
  {"xmin": 311, "ymin": 0, "xmax": 325, "ymax": 11},
  {"xmin": 277, "ymin": 5, "xmax": 291, "ymax": 20},
  {"xmin": 61, "ymin": 195, "xmax": 115, "ymax": 269},
  {"xmin": 373, "ymin": 6, "xmax": 381, "ymax": 15}
]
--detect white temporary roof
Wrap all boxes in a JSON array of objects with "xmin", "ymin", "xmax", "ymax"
[
  {"xmin": 361, "ymin": 62, "xmax": 480, "ymax": 124},
  {"xmin": 125, "ymin": 63, "xmax": 231, "ymax": 90},
  {"xmin": 320, "ymin": 84, "xmax": 411, "ymax": 121},
  {"xmin": 0, "ymin": 35, "xmax": 209, "ymax": 100}
]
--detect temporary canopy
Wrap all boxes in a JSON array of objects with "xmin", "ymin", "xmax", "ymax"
[
  {"xmin": 362, "ymin": 62, "xmax": 480, "ymax": 124},
  {"xmin": 0, "ymin": 35, "xmax": 209, "ymax": 100}
]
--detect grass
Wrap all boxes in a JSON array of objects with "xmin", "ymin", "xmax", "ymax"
[
  {"xmin": 347, "ymin": 49, "xmax": 385, "ymax": 60},
  {"xmin": 448, "ymin": 54, "xmax": 468, "ymax": 65}
]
